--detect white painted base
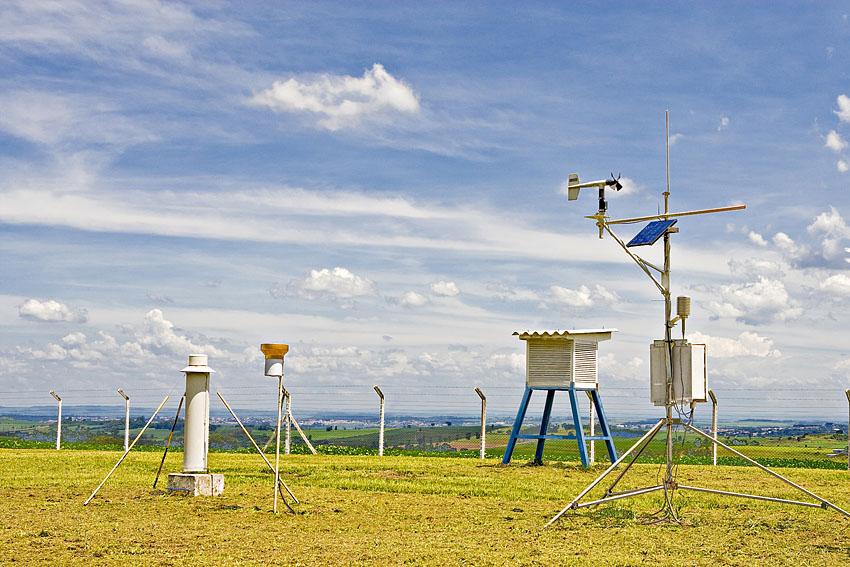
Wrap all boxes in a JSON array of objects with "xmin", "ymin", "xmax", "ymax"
[{"xmin": 167, "ymin": 473, "xmax": 224, "ymax": 496}]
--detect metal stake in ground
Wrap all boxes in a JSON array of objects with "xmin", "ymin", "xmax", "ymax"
[
  {"xmin": 475, "ymin": 387, "xmax": 486, "ymax": 460},
  {"xmin": 50, "ymin": 390, "xmax": 62, "ymax": 450},
  {"xmin": 117, "ymin": 389, "xmax": 130, "ymax": 452},
  {"xmin": 374, "ymin": 385, "xmax": 385, "ymax": 457}
]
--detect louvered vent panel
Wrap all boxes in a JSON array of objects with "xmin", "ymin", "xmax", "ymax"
[
  {"xmin": 526, "ymin": 339, "xmax": 571, "ymax": 387},
  {"xmin": 573, "ymin": 341, "xmax": 598, "ymax": 385}
]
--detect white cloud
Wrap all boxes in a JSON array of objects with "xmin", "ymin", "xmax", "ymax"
[
  {"xmin": 728, "ymin": 257, "xmax": 785, "ymax": 280},
  {"xmin": 820, "ymin": 273, "xmax": 850, "ymax": 297},
  {"xmin": 717, "ymin": 115, "xmax": 730, "ymax": 131},
  {"xmin": 706, "ymin": 277, "xmax": 802, "ymax": 325},
  {"xmin": 18, "ymin": 298, "xmax": 87, "ymax": 323},
  {"xmin": 486, "ymin": 352, "xmax": 525, "ymax": 373},
  {"xmin": 825, "ymin": 130, "xmax": 847, "ymax": 152},
  {"xmin": 398, "ymin": 291, "xmax": 428, "ymax": 308},
  {"xmin": 293, "ymin": 267, "xmax": 377, "ymax": 306},
  {"xmin": 668, "ymin": 133, "xmax": 683, "ymax": 145},
  {"xmin": 548, "ymin": 284, "xmax": 618, "ymax": 308},
  {"xmin": 598, "ymin": 353, "xmax": 645, "ymax": 381},
  {"xmin": 249, "ymin": 64, "xmax": 420, "ymax": 130},
  {"xmin": 430, "ymin": 280, "xmax": 460, "ymax": 297},
  {"xmin": 807, "ymin": 206, "xmax": 850, "ymax": 261},
  {"xmin": 136, "ymin": 309, "xmax": 222, "ymax": 357},
  {"xmin": 835, "ymin": 94, "xmax": 850, "ymax": 123},
  {"xmin": 549, "ymin": 284, "xmax": 594, "ymax": 307},
  {"xmin": 747, "ymin": 231, "xmax": 767, "ymax": 247},
  {"xmin": 689, "ymin": 331, "xmax": 781, "ymax": 358},
  {"xmin": 838, "ymin": 160, "xmax": 849, "ymax": 173},
  {"xmin": 772, "ymin": 231, "xmax": 807, "ymax": 262},
  {"xmin": 22, "ymin": 309, "xmax": 222, "ymax": 367}
]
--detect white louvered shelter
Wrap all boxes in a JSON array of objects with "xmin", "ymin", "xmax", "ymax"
[{"xmin": 513, "ymin": 329, "xmax": 615, "ymax": 388}]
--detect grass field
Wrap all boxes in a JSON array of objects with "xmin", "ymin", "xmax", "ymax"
[{"xmin": 1, "ymin": 449, "xmax": 849, "ymax": 565}]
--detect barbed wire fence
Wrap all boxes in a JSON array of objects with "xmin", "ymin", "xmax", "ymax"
[{"xmin": 0, "ymin": 384, "xmax": 848, "ymax": 469}]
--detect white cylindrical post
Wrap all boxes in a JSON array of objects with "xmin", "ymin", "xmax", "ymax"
[
  {"xmin": 181, "ymin": 354, "xmax": 214, "ymax": 473},
  {"xmin": 374, "ymin": 386, "xmax": 385, "ymax": 457},
  {"xmin": 475, "ymin": 387, "xmax": 486, "ymax": 460},
  {"xmin": 117, "ymin": 389, "xmax": 130, "ymax": 452},
  {"xmin": 588, "ymin": 394, "xmax": 596, "ymax": 464},
  {"xmin": 709, "ymin": 389, "xmax": 718, "ymax": 466},
  {"xmin": 284, "ymin": 389, "xmax": 291, "ymax": 456},
  {"xmin": 50, "ymin": 391, "xmax": 62, "ymax": 450}
]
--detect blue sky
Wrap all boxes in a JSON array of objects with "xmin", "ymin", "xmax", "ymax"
[{"xmin": 2, "ymin": 2, "xmax": 850, "ymax": 416}]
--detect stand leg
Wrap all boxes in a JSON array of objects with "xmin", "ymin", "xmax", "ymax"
[
  {"xmin": 545, "ymin": 418, "xmax": 665, "ymax": 528},
  {"xmin": 502, "ymin": 387, "xmax": 532, "ymax": 464},
  {"xmin": 534, "ymin": 390, "xmax": 555, "ymax": 465},
  {"xmin": 153, "ymin": 395, "xmax": 184, "ymax": 489},
  {"xmin": 684, "ymin": 424, "xmax": 850, "ymax": 518},
  {"xmin": 569, "ymin": 388, "xmax": 588, "ymax": 468}
]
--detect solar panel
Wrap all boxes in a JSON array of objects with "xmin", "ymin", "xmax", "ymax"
[{"xmin": 626, "ymin": 219, "xmax": 677, "ymax": 247}]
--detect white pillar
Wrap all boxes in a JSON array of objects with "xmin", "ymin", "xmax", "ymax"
[
  {"xmin": 181, "ymin": 354, "xmax": 214, "ymax": 473},
  {"xmin": 117, "ymin": 389, "xmax": 130, "ymax": 452},
  {"xmin": 475, "ymin": 387, "xmax": 486, "ymax": 460},
  {"xmin": 374, "ymin": 386, "xmax": 385, "ymax": 457},
  {"xmin": 284, "ymin": 389, "xmax": 291, "ymax": 456},
  {"xmin": 709, "ymin": 389, "xmax": 718, "ymax": 466},
  {"xmin": 50, "ymin": 390, "xmax": 62, "ymax": 450}
]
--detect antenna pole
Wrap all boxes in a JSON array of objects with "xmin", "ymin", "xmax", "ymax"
[{"xmin": 664, "ymin": 110, "xmax": 670, "ymax": 214}]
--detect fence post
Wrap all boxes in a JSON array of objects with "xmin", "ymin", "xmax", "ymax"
[
  {"xmin": 708, "ymin": 389, "xmax": 718, "ymax": 466},
  {"xmin": 474, "ymin": 387, "xmax": 486, "ymax": 460},
  {"xmin": 373, "ymin": 386, "xmax": 385, "ymax": 456},
  {"xmin": 585, "ymin": 392, "xmax": 595, "ymax": 464},
  {"xmin": 845, "ymin": 389, "xmax": 850, "ymax": 472},
  {"xmin": 50, "ymin": 390, "xmax": 62, "ymax": 450},
  {"xmin": 284, "ymin": 389, "xmax": 291, "ymax": 456},
  {"xmin": 117, "ymin": 389, "xmax": 130, "ymax": 452}
]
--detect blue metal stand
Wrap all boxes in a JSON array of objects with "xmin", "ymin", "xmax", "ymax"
[{"xmin": 501, "ymin": 385, "xmax": 618, "ymax": 467}]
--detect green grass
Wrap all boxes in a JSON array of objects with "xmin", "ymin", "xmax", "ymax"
[{"xmin": 1, "ymin": 449, "xmax": 849, "ymax": 564}]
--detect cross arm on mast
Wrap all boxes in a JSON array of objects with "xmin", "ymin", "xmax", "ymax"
[{"xmin": 605, "ymin": 204, "xmax": 746, "ymax": 226}]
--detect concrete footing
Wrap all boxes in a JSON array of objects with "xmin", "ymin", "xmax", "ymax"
[{"xmin": 167, "ymin": 473, "xmax": 224, "ymax": 496}]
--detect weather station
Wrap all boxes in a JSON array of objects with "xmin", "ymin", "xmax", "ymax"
[{"xmin": 545, "ymin": 112, "xmax": 850, "ymax": 527}]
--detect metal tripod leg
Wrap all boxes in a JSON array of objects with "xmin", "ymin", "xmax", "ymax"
[
  {"xmin": 604, "ymin": 422, "xmax": 663, "ymax": 496},
  {"xmin": 153, "ymin": 395, "xmax": 184, "ymax": 489},
  {"xmin": 684, "ymin": 424, "xmax": 850, "ymax": 518},
  {"xmin": 545, "ymin": 418, "xmax": 665, "ymax": 528},
  {"xmin": 217, "ymin": 391, "xmax": 298, "ymax": 508}
]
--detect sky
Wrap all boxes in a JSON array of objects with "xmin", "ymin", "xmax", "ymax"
[{"xmin": 2, "ymin": 2, "xmax": 850, "ymax": 417}]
